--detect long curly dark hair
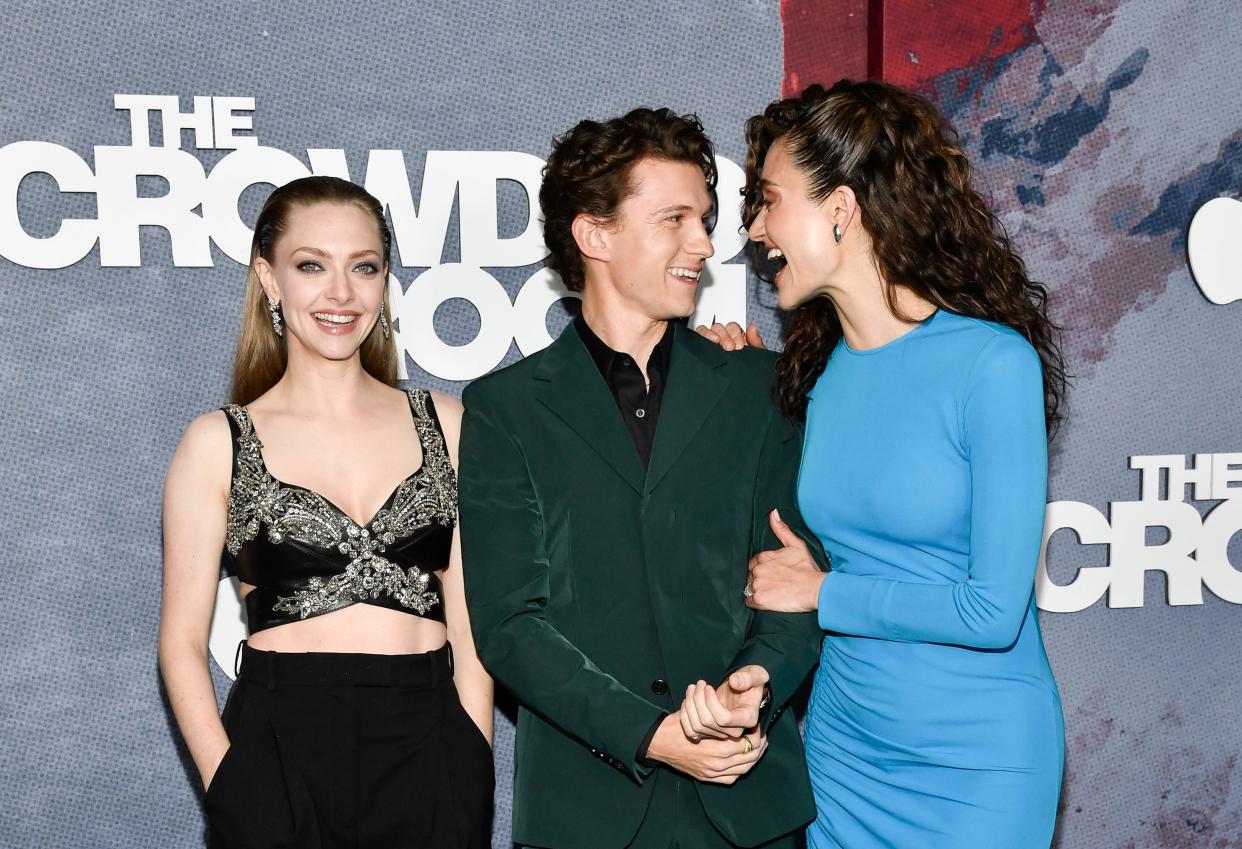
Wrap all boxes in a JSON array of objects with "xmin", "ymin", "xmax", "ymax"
[
  {"xmin": 540, "ymin": 107, "xmax": 718, "ymax": 292},
  {"xmin": 743, "ymin": 80, "xmax": 1066, "ymax": 433}
]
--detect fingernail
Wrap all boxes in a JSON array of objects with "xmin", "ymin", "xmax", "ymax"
[{"xmin": 772, "ymin": 508, "xmax": 782, "ymax": 523}]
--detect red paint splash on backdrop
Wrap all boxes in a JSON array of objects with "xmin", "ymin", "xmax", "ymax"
[{"xmin": 780, "ymin": 0, "xmax": 1046, "ymax": 93}]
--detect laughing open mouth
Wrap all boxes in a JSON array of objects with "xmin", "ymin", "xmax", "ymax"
[{"xmin": 761, "ymin": 246, "xmax": 788, "ymax": 282}]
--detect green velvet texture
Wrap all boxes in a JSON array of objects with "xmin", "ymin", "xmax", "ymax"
[{"xmin": 460, "ymin": 324, "xmax": 823, "ymax": 849}]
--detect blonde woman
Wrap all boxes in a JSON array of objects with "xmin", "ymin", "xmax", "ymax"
[{"xmin": 159, "ymin": 176, "xmax": 493, "ymax": 848}]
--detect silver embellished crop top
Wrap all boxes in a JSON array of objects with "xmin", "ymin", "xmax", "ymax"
[{"xmin": 222, "ymin": 389, "xmax": 456, "ymax": 634}]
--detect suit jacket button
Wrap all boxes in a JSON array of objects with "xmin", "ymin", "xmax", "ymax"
[{"xmin": 651, "ymin": 679, "xmax": 669, "ymax": 696}]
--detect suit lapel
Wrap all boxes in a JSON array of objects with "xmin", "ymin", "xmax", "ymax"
[
  {"xmin": 533, "ymin": 325, "xmax": 647, "ymax": 494},
  {"xmin": 644, "ymin": 325, "xmax": 730, "ymax": 494}
]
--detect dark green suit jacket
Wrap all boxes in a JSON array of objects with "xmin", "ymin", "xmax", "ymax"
[{"xmin": 460, "ymin": 323, "xmax": 821, "ymax": 849}]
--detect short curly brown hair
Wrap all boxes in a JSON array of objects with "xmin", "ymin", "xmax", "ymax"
[{"xmin": 539, "ymin": 108, "xmax": 718, "ymax": 292}]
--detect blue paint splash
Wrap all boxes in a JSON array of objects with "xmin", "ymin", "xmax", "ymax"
[
  {"xmin": 978, "ymin": 48, "xmax": 1149, "ymax": 165},
  {"xmin": 1129, "ymin": 135, "xmax": 1242, "ymax": 253}
]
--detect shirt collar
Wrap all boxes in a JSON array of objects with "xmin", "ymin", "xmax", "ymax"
[{"xmin": 574, "ymin": 313, "xmax": 675, "ymax": 380}]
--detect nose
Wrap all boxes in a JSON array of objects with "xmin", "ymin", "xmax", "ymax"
[
  {"xmin": 747, "ymin": 207, "xmax": 767, "ymax": 244},
  {"xmin": 688, "ymin": 218, "xmax": 715, "ymax": 261},
  {"xmin": 323, "ymin": 267, "xmax": 353, "ymax": 303}
]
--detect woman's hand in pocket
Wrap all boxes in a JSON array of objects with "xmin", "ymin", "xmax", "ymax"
[{"xmin": 201, "ymin": 738, "xmax": 232, "ymax": 792}]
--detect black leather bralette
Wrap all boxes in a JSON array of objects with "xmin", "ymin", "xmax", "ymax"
[{"xmin": 221, "ymin": 389, "xmax": 456, "ymax": 634}]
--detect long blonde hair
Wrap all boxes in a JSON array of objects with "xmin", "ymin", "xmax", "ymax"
[{"xmin": 230, "ymin": 176, "xmax": 399, "ymax": 405}]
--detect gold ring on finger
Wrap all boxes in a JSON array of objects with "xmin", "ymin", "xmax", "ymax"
[{"xmin": 742, "ymin": 735, "xmax": 754, "ymax": 754}]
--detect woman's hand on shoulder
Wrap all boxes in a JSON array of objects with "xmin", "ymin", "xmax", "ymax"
[{"xmin": 694, "ymin": 321, "xmax": 766, "ymax": 352}]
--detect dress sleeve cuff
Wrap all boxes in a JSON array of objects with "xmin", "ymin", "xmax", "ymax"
[{"xmin": 817, "ymin": 569, "xmax": 836, "ymax": 631}]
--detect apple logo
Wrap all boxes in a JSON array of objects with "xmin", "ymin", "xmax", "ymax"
[
  {"xmin": 1188, "ymin": 197, "xmax": 1242, "ymax": 304},
  {"xmin": 208, "ymin": 577, "xmax": 247, "ymax": 681}
]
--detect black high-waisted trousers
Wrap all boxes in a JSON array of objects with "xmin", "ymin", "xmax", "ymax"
[{"xmin": 206, "ymin": 643, "xmax": 494, "ymax": 849}]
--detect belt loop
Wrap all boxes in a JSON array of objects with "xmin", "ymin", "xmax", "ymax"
[
  {"xmin": 233, "ymin": 640, "xmax": 246, "ymax": 679},
  {"xmin": 266, "ymin": 649, "xmax": 276, "ymax": 691}
]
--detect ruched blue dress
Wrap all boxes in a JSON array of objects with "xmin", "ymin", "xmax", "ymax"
[{"xmin": 799, "ymin": 310, "xmax": 1064, "ymax": 849}]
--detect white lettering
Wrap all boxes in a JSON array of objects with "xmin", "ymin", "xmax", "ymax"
[
  {"xmin": 690, "ymin": 156, "xmax": 748, "ymax": 328},
  {"xmin": 114, "ymin": 94, "xmax": 247, "ymax": 149},
  {"xmin": 200, "ymin": 146, "xmax": 311, "ymax": 263},
  {"xmin": 1036, "ymin": 501, "xmax": 1112, "ymax": 613},
  {"xmin": 1211, "ymin": 453, "xmax": 1242, "ymax": 500},
  {"xmin": 1199, "ymin": 498, "xmax": 1242, "ymax": 603},
  {"xmin": 1037, "ymin": 454, "xmax": 1242, "ymax": 611},
  {"xmin": 211, "ymin": 97, "xmax": 258, "ymax": 149},
  {"xmin": 114, "ymin": 94, "xmax": 164, "ymax": 147},
  {"xmin": 447, "ymin": 151, "xmax": 546, "ymax": 267},
  {"xmin": 94, "ymin": 145, "xmax": 211, "ymax": 267},
  {"xmin": 396, "ymin": 264, "xmax": 514, "ymax": 381},
  {"xmin": 0, "ymin": 141, "xmax": 97, "ymax": 269},
  {"xmin": 6, "ymin": 97, "xmax": 758, "ymax": 381},
  {"xmin": 161, "ymin": 96, "xmax": 215, "ymax": 150},
  {"xmin": 364, "ymin": 150, "xmax": 457, "ymax": 268},
  {"xmin": 1107, "ymin": 500, "xmax": 1204, "ymax": 607},
  {"xmin": 511, "ymin": 267, "xmax": 580, "ymax": 356}
]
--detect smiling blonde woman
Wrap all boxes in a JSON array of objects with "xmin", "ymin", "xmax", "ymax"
[{"xmin": 159, "ymin": 176, "xmax": 493, "ymax": 848}]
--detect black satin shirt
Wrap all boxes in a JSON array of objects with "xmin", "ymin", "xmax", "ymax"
[{"xmin": 574, "ymin": 314, "xmax": 674, "ymax": 468}]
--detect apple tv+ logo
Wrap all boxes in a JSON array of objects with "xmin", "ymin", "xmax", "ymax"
[{"xmin": 1189, "ymin": 197, "xmax": 1242, "ymax": 305}]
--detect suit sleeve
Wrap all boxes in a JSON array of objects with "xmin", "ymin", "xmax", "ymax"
[
  {"xmin": 459, "ymin": 384, "xmax": 664, "ymax": 784},
  {"xmin": 727, "ymin": 400, "xmax": 825, "ymax": 734},
  {"xmin": 816, "ymin": 334, "xmax": 1048, "ymax": 649}
]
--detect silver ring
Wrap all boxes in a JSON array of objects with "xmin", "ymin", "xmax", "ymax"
[{"xmin": 742, "ymin": 583, "xmax": 754, "ymax": 599}]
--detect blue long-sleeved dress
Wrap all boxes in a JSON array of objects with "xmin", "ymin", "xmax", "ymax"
[{"xmin": 799, "ymin": 309, "xmax": 1064, "ymax": 849}]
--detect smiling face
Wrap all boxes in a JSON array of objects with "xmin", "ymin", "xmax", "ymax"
[
  {"xmin": 593, "ymin": 157, "xmax": 715, "ymax": 321},
  {"xmin": 747, "ymin": 138, "xmax": 844, "ymax": 310},
  {"xmin": 255, "ymin": 201, "xmax": 387, "ymax": 364}
]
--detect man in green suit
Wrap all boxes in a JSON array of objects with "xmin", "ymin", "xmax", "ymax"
[{"xmin": 460, "ymin": 108, "xmax": 822, "ymax": 849}]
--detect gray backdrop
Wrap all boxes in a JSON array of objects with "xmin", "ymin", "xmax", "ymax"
[{"xmin": 1, "ymin": 1, "xmax": 1239, "ymax": 847}]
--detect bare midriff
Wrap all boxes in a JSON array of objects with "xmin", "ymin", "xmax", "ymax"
[{"xmin": 241, "ymin": 580, "xmax": 449, "ymax": 655}]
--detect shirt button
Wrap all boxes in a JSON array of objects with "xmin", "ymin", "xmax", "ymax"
[
  {"xmin": 635, "ymin": 408, "xmax": 646, "ymax": 419},
  {"xmin": 651, "ymin": 679, "xmax": 669, "ymax": 696}
]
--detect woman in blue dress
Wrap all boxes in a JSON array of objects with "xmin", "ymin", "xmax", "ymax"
[{"xmin": 701, "ymin": 80, "xmax": 1067, "ymax": 848}]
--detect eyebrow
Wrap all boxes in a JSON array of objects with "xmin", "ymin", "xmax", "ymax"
[
  {"xmin": 289, "ymin": 246, "xmax": 381, "ymax": 259},
  {"xmin": 654, "ymin": 204, "xmax": 713, "ymax": 217}
]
